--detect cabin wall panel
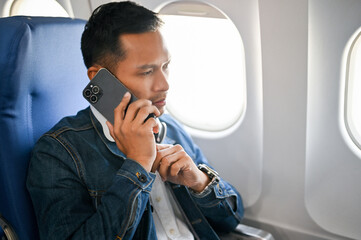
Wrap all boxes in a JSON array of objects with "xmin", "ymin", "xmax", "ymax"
[{"xmin": 306, "ymin": 0, "xmax": 361, "ymax": 239}]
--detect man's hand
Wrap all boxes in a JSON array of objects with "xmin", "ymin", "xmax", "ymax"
[
  {"xmin": 107, "ymin": 92, "xmax": 160, "ymax": 172},
  {"xmin": 152, "ymin": 144, "xmax": 211, "ymax": 192}
]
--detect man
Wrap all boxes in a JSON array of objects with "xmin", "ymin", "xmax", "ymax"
[{"xmin": 27, "ymin": 1, "xmax": 244, "ymax": 239}]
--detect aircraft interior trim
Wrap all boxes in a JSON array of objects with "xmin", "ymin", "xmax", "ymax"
[{"xmin": 0, "ymin": 0, "xmax": 360, "ymax": 240}]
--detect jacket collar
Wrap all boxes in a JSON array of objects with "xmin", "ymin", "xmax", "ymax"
[{"xmin": 88, "ymin": 107, "xmax": 126, "ymax": 158}]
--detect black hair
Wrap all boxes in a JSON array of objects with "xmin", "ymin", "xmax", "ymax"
[{"xmin": 81, "ymin": 1, "xmax": 163, "ymax": 70}]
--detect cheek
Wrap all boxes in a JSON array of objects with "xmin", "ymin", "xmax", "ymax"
[{"xmin": 130, "ymin": 83, "xmax": 152, "ymax": 100}]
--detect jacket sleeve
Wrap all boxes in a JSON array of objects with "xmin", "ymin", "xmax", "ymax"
[
  {"xmin": 163, "ymin": 115, "xmax": 244, "ymax": 233},
  {"xmin": 189, "ymin": 143, "xmax": 244, "ymax": 233},
  {"xmin": 26, "ymin": 135, "xmax": 154, "ymax": 240}
]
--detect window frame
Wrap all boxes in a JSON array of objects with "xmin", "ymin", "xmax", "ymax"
[{"xmin": 344, "ymin": 29, "xmax": 361, "ymax": 150}]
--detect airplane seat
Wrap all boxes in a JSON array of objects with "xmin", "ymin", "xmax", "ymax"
[
  {"xmin": 0, "ymin": 16, "xmax": 88, "ymax": 240},
  {"xmin": 0, "ymin": 16, "xmax": 274, "ymax": 240}
]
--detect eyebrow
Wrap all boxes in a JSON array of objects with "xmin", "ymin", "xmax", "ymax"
[
  {"xmin": 136, "ymin": 58, "xmax": 171, "ymax": 70},
  {"xmin": 137, "ymin": 64, "xmax": 157, "ymax": 70}
]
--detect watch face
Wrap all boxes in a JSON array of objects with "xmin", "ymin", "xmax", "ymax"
[{"xmin": 198, "ymin": 164, "xmax": 219, "ymax": 180}]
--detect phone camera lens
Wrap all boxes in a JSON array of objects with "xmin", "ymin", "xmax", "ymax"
[
  {"xmin": 90, "ymin": 95, "xmax": 98, "ymax": 103},
  {"xmin": 84, "ymin": 89, "xmax": 92, "ymax": 97},
  {"xmin": 92, "ymin": 86, "xmax": 100, "ymax": 94}
]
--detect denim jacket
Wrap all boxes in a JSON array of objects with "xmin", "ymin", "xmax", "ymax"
[{"xmin": 27, "ymin": 107, "xmax": 244, "ymax": 240}]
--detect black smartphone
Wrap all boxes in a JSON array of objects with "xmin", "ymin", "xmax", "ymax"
[{"xmin": 83, "ymin": 68, "xmax": 166, "ymax": 143}]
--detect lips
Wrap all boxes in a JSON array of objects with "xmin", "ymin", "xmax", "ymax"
[{"xmin": 153, "ymin": 98, "xmax": 166, "ymax": 107}]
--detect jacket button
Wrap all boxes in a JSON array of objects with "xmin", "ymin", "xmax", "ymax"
[{"xmin": 138, "ymin": 173, "xmax": 147, "ymax": 183}]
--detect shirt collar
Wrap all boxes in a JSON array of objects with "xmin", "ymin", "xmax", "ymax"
[{"xmin": 90, "ymin": 105, "xmax": 115, "ymax": 142}]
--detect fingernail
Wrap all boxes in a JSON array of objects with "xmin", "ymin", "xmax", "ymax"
[{"xmin": 124, "ymin": 92, "xmax": 131, "ymax": 98}]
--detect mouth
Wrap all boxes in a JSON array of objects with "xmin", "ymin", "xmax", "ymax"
[{"xmin": 153, "ymin": 98, "xmax": 166, "ymax": 108}]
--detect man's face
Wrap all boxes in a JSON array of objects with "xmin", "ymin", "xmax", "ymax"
[{"xmin": 112, "ymin": 30, "xmax": 170, "ymax": 115}]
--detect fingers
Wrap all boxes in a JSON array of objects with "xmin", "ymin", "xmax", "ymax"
[
  {"xmin": 168, "ymin": 157, "xmax": 191, "ymax": 177},
  {"xmin": 156, "ymin": 144, "xmax": 173, "ymax": 151},
  {"xmin": 113, "ymin": 92, "xmax": 160, "ymax": 122},
  {"xmin": 151, "ymin": 144, "xmax": 172, "ymax": 172},
  {"xmin": 125, "ymin": 99, "xmax": 160, "ymax": 123},
  {"xmin": 106, "ymin": 93, "xmax": 161, "ymax": 170},
  {"xmin": 112, "ymin": 93, "xmax": 161, "ymax": 138},
  {"xmin": 114, "ymin": 92, "xmax": 131, "ymax": 121},
  {"xmin": 136, "ymin": 106, "xmax": 160, "ymax": 126},
  {"xmin": 156, "ymin": 145, "xmax": 190, "ymax": 179}
]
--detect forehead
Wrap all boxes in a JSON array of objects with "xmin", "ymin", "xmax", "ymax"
[{"xmin": 120, "ymin": 31, "xmax": 170, "ymax": 63}]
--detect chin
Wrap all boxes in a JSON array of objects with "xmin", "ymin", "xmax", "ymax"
[{"xmin": 158, "ymin": 107, "xmax": 165, "ymax": 116}]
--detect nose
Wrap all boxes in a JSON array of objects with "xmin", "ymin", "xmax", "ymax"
[{"xmin": 153, "ymin": 69, "xmax": 169, "ymax": 92}]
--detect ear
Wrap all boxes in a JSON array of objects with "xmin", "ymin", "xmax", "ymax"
[{"xmin": 87, "ymin": 65, "xmax": 102, "ymax": 80}]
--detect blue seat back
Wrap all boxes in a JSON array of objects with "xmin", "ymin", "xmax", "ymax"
[{"xmin": 0, "ymin": 16, "xmax": 88, "ymax": 240}]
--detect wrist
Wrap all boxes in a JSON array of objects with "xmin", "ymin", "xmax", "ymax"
[
  {"xmin": 190, "ymin": 171, "xmax": 211, "ymax": 193},
  {"xmin": 127, "ymin": 155, "xmax": 153, "ymax": 172},
  {"xmin": 190, "ymin": 164, "xmax": 220, "ymax": 194}
]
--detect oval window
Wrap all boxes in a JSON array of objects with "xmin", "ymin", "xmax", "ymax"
[
  {"xmin": 345, "ymin": 30, "xmax": 361, "ymax": 149},
  {"xmin": 6, "ymin": 0, "xmax": 69, "ymax": 17},
  {"xmin": 158, "ymin": 1, "xmax": 246, "ymax": 136}
]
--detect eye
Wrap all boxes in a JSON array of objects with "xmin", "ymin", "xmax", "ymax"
[
  {"xmin": 141, "ymin": 69, "xmax": 153, "ymax": 76},
  {"xmin": 163, "ymin": 61, "xmax": 171, "ymax": 71}
]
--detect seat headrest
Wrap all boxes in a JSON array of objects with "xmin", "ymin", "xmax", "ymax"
[{"xmin": 0, "ymin": 16, "xmax": 88, "ymax": 146}]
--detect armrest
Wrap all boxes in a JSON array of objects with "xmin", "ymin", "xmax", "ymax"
[
  {"xmin": 0, "ymin": 214, "xmax": 18, "ymax": 240},
  {"xmin": 232, "ymin": 223, "xmax": 275, "ymax": 240},
  {"xmin": 219, "ymin": 223, "xmax": 275, "ymax": 240}
]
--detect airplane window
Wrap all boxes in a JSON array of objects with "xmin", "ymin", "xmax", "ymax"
[
  {"xmin": 158, "ymin": 1, "xmax": 246, "ymax": 136},
  {"xmin": 1, "ymin": 0, "xmax": 13, "ymax": 17},
  {"xmin": 5, "ymin": 0, "xmax": 69, "ymax": 17},
  {"xmin": 345, "ymin": 30, "xmax": 361, "ymax": 149}
]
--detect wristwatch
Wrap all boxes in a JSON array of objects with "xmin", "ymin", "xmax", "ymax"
[
  {"xmin": 198, "ymin": 164, "xmax": 220, "ymax": 183},
  {"xmin": 191, "ymin": 164, "xmax": 220, "ymax": 195}
]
